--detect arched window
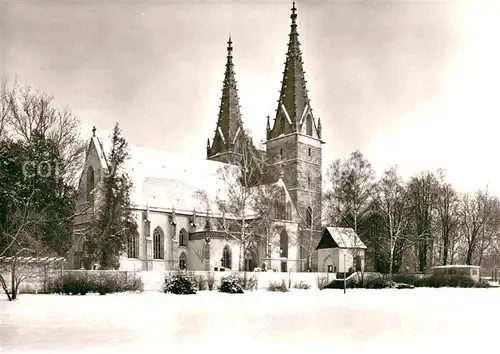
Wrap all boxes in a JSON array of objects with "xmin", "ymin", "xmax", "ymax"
[
  {"xmin": 86, "ymin": 166, "xmax": 95, "ymax": 203},
  {"xmin": 179, "ymin": 228, "xmax": 188, "ymax": 247},
  {"xmin": 127, "ymin": 233, "xmax": 138, "ymax": 258},
  {"xmin": 153, "ymin": 227, "xmax": 164, "ymax": 259},
  {"xmin": 280, "ymin": 114, "xmax": 285, "ymax": 133},
  {"xmin": 306, "ymin": 207, "xmax": 313, "ymax": 229},
  {"xmin": 307, "ymin": 175, "xmax": 311, "ymax": 189},
  {"xmin": 306, "ymin": 115, "xmax": 313, "ymax": 136},
  {"xmin": 179, "ymin": 252, "xmax": 187, "ymax": 270},
  {"xmin": 222, "ymin": 245, "xmax": 232, "ymax": 269},
  {"xmin": 274, "ymin": 200, "xmax": 280, "ymax": 219},
  {"xmin": 280, "ymin": 148, "xmax": 283, "ymax": 159},
  {"xmin": 280, "ymin": 229, "xmax": 288, "ymax": 258},
  {"xmin": 286, "ymin": 202, "xmax": 292, "ymax": 220}
]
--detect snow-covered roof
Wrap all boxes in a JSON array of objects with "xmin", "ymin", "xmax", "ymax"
[
  {"xmin": 321, "ymin": 227, "xmax": 367, "ymax": 249},
  {"xmin": 93, "ymin": 136, "xmax": 239, "ymax": 215}
]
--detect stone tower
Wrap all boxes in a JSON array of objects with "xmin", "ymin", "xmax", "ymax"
[
  {"xmin": 265, "ymin": 3, "xmax": 324, "ymax": 235},
  {"xmin": 207, "ymin": 37, "xmax": 248, "ymax": 163}
]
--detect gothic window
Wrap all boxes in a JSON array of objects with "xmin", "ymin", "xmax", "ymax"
[
  {"xmin": 280, "ymin": 115, "xmax": 285, "ymax": 133},
  {"xmin": 307, "ymin": 175, "xmax": 311, "ymax": 189},
  {"xmin": 280, "ymin": 189, "xmax": 286, "ymax": 219},
  {"xmin": 127, "ymin": 233, "xmax": 138, "ymax": 258},
  {"xmin": 222, "ymin": 245, "xmax": 232, "ymax": 269},
  {"xmin": 280, "ymin": 148, "xmax": 284, "ymax": 159},
  {"xmin": 153, "ymin": 227, "xmax": 164, "ymax": 259},
  {"xmin": 286, "ymin": 202, "xmax": 292, "ymax": 220},
  {"xmin": 179, "ymin": 252, "xmax": 187, "ymax": 270},
  {"xmin": 308, "ymin": 147, "xmax": 311, "ymax": 157},
  {"xmin": 306, "ymin": 115, "xmax": 313, "ymax": 136},
  {"xmin": 306, "ymin": 207, "xmax": 313, "ymax": 229},
  {"xmin": 179, "ymin": 228, "xmax": 188, "ymax": 247},
  {"xmin": 86, "ymin": 166, "xmax": 95, "ymax": 203}
]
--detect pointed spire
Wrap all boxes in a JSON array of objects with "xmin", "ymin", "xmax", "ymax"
[
  {"xmin": 270, "ymin": 2, "xmax": 312, "ymax": 136},
  {"xmin": 207, "ymin": 36, "xmax": 245, "ymax": 159}
]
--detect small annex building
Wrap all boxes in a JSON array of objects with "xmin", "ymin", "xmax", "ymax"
[{"xmin": 316, "ymin": 227, "xmax": 367, "ymax": 273}]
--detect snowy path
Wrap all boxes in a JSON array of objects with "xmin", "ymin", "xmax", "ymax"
[{"xmin": 1, "ymin": 288, "xmax": 499, "ymax": 353}]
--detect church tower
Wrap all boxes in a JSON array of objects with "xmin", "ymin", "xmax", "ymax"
[
  {"xmin": 207, "ymin": 37, "xmax": 248, "ymax": 163},
  {"xmin": 265, "ymin": 3, "xmax": 324, "ymax": 235}
]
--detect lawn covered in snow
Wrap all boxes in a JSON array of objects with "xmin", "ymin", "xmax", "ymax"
[{"xmin": 1, "ymin": 288, "xmax": 499, "ymax": 354}]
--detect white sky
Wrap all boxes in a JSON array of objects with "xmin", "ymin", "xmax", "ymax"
[{"xmin": 1, "ymin": 0, "xmax": 499, "ymax": 195}]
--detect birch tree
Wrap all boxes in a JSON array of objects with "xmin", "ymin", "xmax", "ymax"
[
  {"xmin": 324, "ymin": 150, "xmax": 375, "ymax": 234},
  {"xmin": 372, "ymin": 167, "xmax": 414, "ymax": 275}
]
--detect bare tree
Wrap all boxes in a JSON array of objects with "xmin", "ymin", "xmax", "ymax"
[
  {"xmin": 457, "ymin": 187, "xmax": 500, "ymax": 266},
  {"xmin": 372, "ymin": 166, "xmax": 418, "ymax": 275},
  {"xmin": 434, "ymin": 170, "xmax": 459, "ymax": 265},
  {"xmin": 0, "ymin": 193, "xmax": 54, "ymax": 300},
  {"xmin": 458, "ymin": 189, "xmax": 491, "ymax": 265},
  {"xmin": 0, "ymin": 79, "xmax": 10, "ymax": 140},
  {"xmin": 2, "ymin": 84, "xmax": 86, "ymax": 186},
  {"xmin": 478, "ymin": 196, "xmax": 500, "ymax": 266},
  {"xmin": 196, "ymin": 133, "xmax": 281, "ymax": 271},
  {"xmin": 324, "ymin": 150, "xmax": 375, "ymax": 234},
  {"xmin": 407, "ymin": 171, "xmax": 438, "ymax": 272}
]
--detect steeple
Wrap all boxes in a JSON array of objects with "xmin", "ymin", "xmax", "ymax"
[
  {"xmin": 207, "ymin": 37, "xmax": 245, "ymax": 160},
  {"xmin": 268, "ymin": 2, "xmax": 320, "ymax": 140}
]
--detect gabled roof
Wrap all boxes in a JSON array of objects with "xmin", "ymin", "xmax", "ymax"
[{"xmin": 316, "ymin": 227, "xmax": 367, "ymax": 250}]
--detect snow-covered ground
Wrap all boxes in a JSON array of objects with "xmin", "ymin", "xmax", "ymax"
[{"xmin": 1, "ymin": 288, "xmax": 499, "ymax": 354}]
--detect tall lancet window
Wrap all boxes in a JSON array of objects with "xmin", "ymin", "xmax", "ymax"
[
  {"xmin": 153, "ymin": 227, "xmax": 165, "ymax": 259},
  {"xmin": 86, "ymin": 166, "xmax": 95, "ymax": 204}
]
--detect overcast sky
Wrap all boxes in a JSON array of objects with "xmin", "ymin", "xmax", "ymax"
[{"xmin": 1, "ymin": 0, "xmax": 499, "ymax": 195}]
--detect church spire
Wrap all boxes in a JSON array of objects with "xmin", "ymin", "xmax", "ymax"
[
  {"xmin": 269, "ymin": 2, "xmax": 313, "ymax": 137},
  {"xmin": 207, "ymin": 37, "xmax": 245, "ymax": 160}
]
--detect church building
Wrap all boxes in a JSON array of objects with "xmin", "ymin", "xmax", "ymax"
[{"xmin": 69, "ymin": 3, "xmax": 327, "ymax": 273}]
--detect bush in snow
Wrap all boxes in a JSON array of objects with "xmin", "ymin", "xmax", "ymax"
[
  {"xmin": 218, "ymin": 275, "xmax": 244, "ymax": 294},
  {"xmin": 50, "ymin": 271, "xmax": 143, "ymax": 295},
  {"xmin": 325, "ymin": 273, "xmax": 489, "ymax": 290},
  {"xmin": 194, "ymin": 274, "xmax": 207, "ymax": 291},
  {"xmin": 293, "ymin": 281, "xmax": 311, "ymax": 290},
  {"xmin": 267, "ymin": 279, "xmax": 289, "ymax": 292},
  {"xmin": 316, "ymin": 274, "xmax": 332, "ymax": 290},
  {"xmin": 206, "ymin": 272, "xmax": 216, "ymax": 291},
  {"xmin": 164, "ymin": 270, "xmax": 196, "ymax": 295},
  {"xmin": 231, "ymin": 272, "xmax": 257, "ymax": 291}
]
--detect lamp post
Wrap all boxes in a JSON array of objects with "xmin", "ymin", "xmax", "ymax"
[{"xmin": 343, "ymin": 253, "xmax": 347, "ymax": 294}]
